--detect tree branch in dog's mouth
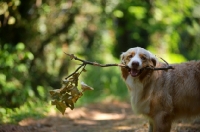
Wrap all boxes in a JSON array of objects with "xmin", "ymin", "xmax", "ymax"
[
  {"xmin": 64, "ymin": 54, "xmax": 174, "ymax": 71},
  {"xmin": 49, "ymin": 53, "xmax": 174, "ymax": 114}
]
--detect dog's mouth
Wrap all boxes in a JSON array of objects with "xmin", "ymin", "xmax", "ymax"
[{"xmin": 128, "ymin": 68, "xmax": 142, "ymax": 77}]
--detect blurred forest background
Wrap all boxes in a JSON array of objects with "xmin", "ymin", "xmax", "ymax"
[{"xmin": 0, "ymin": 0, "xmax": 200, "ymax": 123}]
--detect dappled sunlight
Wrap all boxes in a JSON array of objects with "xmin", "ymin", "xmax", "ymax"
[
  {"xmin": 63, "ymin": 100, "xmax": 131, "ymax": 120},
  {"xmin": 114, "ymin": 125, "xmax": 133, "ymax": 131},
  {"xmin": 65, "ymin": 107, "xmax": 87, "ymax": 119},
  {"xmin": 13, "ymin": 100, "xmax": 138, "ymax": 132},
  {"xmin": 2, "ymin": 100, "xmax": 200, "ymax": 132},
  {"xmin": 74, "ymin": 119, "xmax": 97, "ymax": 125},
  {"xmin": 90, "ymin": 111, "xmax": 125, "ymax": 120},
  {"xmin": 19, "ymin": 118, "xmax": 38, "ymax": 126},
  {"xmin": 64, "ymin": 103, "xmax": 126, "ymax": 120}
]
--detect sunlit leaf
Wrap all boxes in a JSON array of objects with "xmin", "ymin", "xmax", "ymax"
[
  {"xmin": 8, "ymin": 16, "xmax": 16, "ymax": 25},
  {"xmin": 65, "ymin": 99, "xmax": 74, "ymax": 110},
  {"xmin": 81, "ymin": 82, "xmax": 94, "ymax": 92},
  {"xmin": 49, "ymin": 89, "xmax": 61, "ymax": 100},
  {"xmin": 55, "ymin": 101, "xmax": 67, "ymax": 115},
  {"xmin": 113, "ymin": 10, "xmax": 124, "ymax": 18},
  {"xmin": 62, "ymin": 78, "xmax": 70, "ymax": 85},
  {"xmin": 61, "ymin": 92, "xmax": 71, "ymax": 101},
  {"xmin": 25, "ymin": 52, "xmax": 34, "ymax": 60},
  {"xmin": 49, "ymin": 89, "xmax": 61, "ymax": 95},
  {"xmin": 70, "ymin": 87, "xmax": 80, "ymax": 96},
  {"xmin": 0, "ymin": 2, "xmax": 8, "ymax": 15},
  {"xmin": 16, "ymin": 43, "xmax": 25, "ymax": 51}
]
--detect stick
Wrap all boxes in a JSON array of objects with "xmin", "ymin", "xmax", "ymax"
[
  {"xmin": 64, "ymin": 53, "xmax": 174, "ymax": 79},
  {"xmin": 143, "ymin": 66, "xmax": 174, "ymax": 70},
  {"xmin": 64, "ymin": 53, "xmax": 127, "ymax": 68}
]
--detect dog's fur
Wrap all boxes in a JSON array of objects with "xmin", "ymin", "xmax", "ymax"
[{"xmin": 120, "ymin": 47, "xmax": 200, "ymax": 132}]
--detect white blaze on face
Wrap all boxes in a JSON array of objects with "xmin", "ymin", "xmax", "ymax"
[{"xmin": 127, "ymin": 49, "xmax": 142, "ymax": 69}]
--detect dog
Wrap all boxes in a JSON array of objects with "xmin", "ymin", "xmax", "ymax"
[{"xmin": 120, "ymin": 47, "xmax": 200, "ymax": 132}]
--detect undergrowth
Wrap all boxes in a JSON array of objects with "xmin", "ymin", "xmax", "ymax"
[{"xmin": 0, "ymin": 99, "xmax": 51, "ymax": 124}]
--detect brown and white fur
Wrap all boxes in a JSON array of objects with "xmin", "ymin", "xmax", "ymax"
[{"xmin": 120, "ymin": 47, "xmax": 200, "ymax": 132}]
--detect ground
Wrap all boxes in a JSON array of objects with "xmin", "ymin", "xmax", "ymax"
[{"xmin": 1, "ymin": 100, "xmax": 200, "ymax": 132}]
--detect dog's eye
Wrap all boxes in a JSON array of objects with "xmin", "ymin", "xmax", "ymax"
[
  {"xmin": 141, "ymin": 56, "xmax": 146, "ymax": 61},
  {"xmin": 128, "ymin": 55, "xmax": 132, "ymax": 59}
]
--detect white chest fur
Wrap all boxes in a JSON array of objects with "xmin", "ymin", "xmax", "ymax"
[{"xmin": 125, "ymin": 75, "xmax": 150, "ymax": 114}]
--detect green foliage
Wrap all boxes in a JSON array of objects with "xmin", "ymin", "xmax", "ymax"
[
  {"xmin": 112, "ymin": 0, "xmax": 152, "ymax": 57},
  {"xmin": 148, "ymin": 0, "xmax": 200, "ymax": 60},
  {"xmin": 0, "ymin": 43, "xmax": 34, "ymax": 108},
  {"xmin": 0, "ymin": 100, "xmax": 50, "ymax": 123}
]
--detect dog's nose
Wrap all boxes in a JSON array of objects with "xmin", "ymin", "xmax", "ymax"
[{"xmin": 132, "ymin": 61, "xmax": 139, "ymax": 68}]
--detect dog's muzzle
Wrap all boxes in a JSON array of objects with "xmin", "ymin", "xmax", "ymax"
[
  {"xmin": 127, "ymin": 61, "xmax": 142, "ymax": 77},
  {"xmin": 128, "ymin": 68, "xmax": 141, "ymax": 77}
]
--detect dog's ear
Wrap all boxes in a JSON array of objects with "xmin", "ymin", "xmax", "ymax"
[
  {"xmin": 120, "ymin": 52, "xmax": 129, "ymax": 79},
  {"xmin": 151, "ymin": 57, "xmax": 157, "ymax": 67},
  {"xmin": 120, "ymin": 52, "xmax": 125, "ymax": 64},
  {"xmin": 148, "ymin": 51, "xmax": 157, "ymax": 67}
]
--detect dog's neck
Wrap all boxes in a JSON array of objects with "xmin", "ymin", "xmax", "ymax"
[
  {"xmin": 138, "ymin": 69, "xmax": 154, "ymax": 82},
  {"xmin": 125, "ymin": 74, "xmax": 151, "ymax": 114}
]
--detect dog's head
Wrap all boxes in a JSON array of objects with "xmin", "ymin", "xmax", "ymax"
[{"xmin": 120, "ymin": 47, "xmax": 157, "ymax": 78}]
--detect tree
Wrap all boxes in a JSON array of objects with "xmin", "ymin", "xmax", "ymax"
[
  {"xmin": 112, "ymin": 0, "xmax": 153, "ymax": 57},
  {"xmin": 0, "ymin": 0, "xmax": 199, "ymax": 108}
]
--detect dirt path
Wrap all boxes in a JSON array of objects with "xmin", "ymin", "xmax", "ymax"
[{"xmin": 1, "ymin": 100, "xmax": 200, "ymax": 132}]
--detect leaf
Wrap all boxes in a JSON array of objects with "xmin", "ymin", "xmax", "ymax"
[
  {"xmin": 70, "ymin": 87, "xmax": 80, "ymax": 96},
  {"xmin": 81, "ymin": 82, "xmax": 94, "ymax": 92},
  {"xmin": 49, "ymin": 89, "xmax": 61, "ymax": 100},
  {"xmin": 51, "ymin": 100, "xmax": 57, "ymax": 105},
  {"xmin": 72, "ymin": 73, "xmax": 79, "ymax": 85},
  {"xmin": 72, "ymin": 93, "xmax": 83, "ymax": 103},
  {"xmin": 61, "ymin": 92, "xmax": 71, "ymax": 101},
  {"xmin": 62, "ymin": 78, "xmax": 70, "ymax": 85},
  {"xmin": 82, "ymin": 68, "xmax": 87, "ymax": 72},
  {"xmin": 55, "ymin": 101, "xmax": 67, "ymax": 115},
  {"xmin": 49, "ymin": 89, "xmax": 61, "ymax": 95},
  {"xmin": 60, "ymin": 85, "xmax": 73, "ymax": 94},
  {"xmin": 65, "ymin": 99, "xmax": 74, "ymax": 110}
]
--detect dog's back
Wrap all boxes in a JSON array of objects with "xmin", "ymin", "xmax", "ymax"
[{"xmin": 160, "ymin": 61, "xmax": 200, "ymax": 119}]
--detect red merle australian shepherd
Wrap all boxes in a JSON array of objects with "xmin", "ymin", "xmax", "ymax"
[{"xmin": 120, "ymin": 47, "xmax": 200, "ymax": 132}]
